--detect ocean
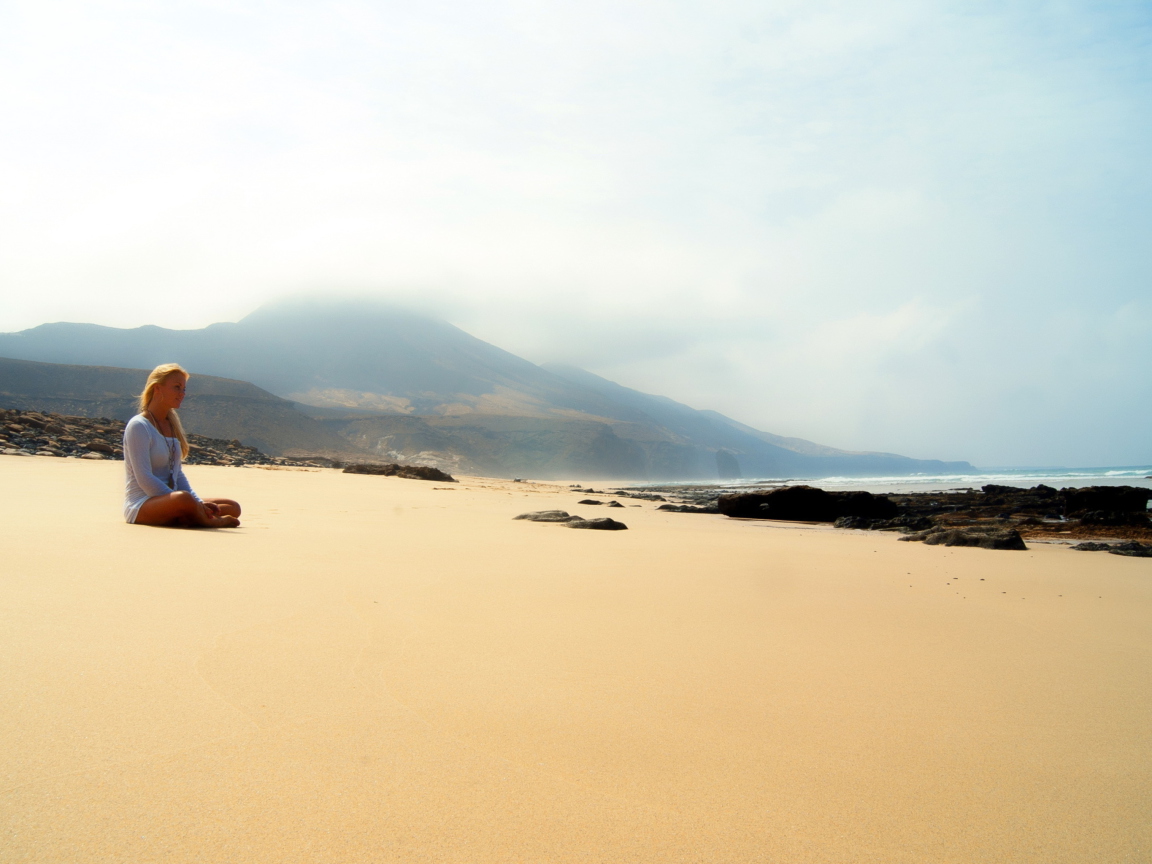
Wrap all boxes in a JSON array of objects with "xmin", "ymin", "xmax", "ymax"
[{"xmin": 639, "ymin": 466, "xmax": 1152, "ymax": 495}]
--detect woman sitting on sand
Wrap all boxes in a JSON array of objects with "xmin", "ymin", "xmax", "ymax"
[{"xmin": 123, "ymin": 363, "xmax": 241, "ymax": 528}]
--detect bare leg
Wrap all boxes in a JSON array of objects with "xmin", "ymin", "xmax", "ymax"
[
  {"xmin": 201, "ymin": 497, "xmax": 241, "ymax": 518},
  {"xmin": 134, "ymin": 491, "xmax": 240, "ymax": 528}
]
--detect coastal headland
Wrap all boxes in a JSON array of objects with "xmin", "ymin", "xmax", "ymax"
[{"xmin": 2, "ymin": 455, "xmax": 1150, "ymax": 862}]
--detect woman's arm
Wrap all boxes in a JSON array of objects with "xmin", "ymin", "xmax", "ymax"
[{"xmin": 123, "ymin": 419, "xmax": 177, "ymax": 499}]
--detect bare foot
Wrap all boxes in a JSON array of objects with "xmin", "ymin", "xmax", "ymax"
[{"xmin": 209, "ymin": 515, "xmax": 241, "ymax": 528}]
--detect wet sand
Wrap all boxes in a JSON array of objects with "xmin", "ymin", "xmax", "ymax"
[{"xmin": 1, "ymin": 457, "xmax": 1150, "ymax": 862}]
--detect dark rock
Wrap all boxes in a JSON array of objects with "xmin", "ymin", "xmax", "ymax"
[
  {"xmin": 577, "ymin": 498, "xmax": 603, "ymax": 505},
  {"xmin": 835, "ymin": 490, "xmax": 902, "ymax": 518},
  {"xmin": 900, "ymin": 528, "xmax": 1027, "ymax": 550},
  {"xmin": 565, "ymin": 517, "xmax": 628, "ymax": 530},
  {"xmin": 981, "ymin": 484, "xmax": 1022, "ymax": 495},
  {"xmin": 884, "ymin": 515, "xmax": 936, "ymax": 532},
  {"xmin": 513, "ymin": 510, "xmax": 582, "ymax": 522},
  {"xmin": 343, "ymin": 462, "xmax": 457, "ymax": 482},
  {"xmin": 85, "ymin": 441, "xmax": 115, "ymax": 454},
  {"xmin": 657, "ymin": 503, "xmax": 720, "ymax": 514},
  {"xmin": 720, "ymin": 487, "xmax": 831, "ymax": 520},
  {"xmin": 719, "ymin": 485, "xmax": 898, "ymax": 522},
  {"xmin": 1111, "ymin": 544, "xmax": 1152, "ymax": 558},
  {"xmin": 1072, "ymin": 541, "xmax": 1152, "ymax": 557},
  {"xmin": 607, "ymin": 501, "xmax": 624, "ymax": 508},
  {"xmin": 1061, "ymin": 486, "xmax": 1151, "ymax": 516},
  {"xmin": 834, "ymin": 514, "xmax": 934, "ymax": 532}
]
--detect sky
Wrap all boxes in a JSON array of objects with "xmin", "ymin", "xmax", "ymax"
[{"xmin": 1, "ymin": 0, "xmax": 1150, "ymax": 467}]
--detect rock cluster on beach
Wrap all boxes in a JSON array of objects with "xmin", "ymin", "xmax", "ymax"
[
  {"xmin": 1, "ymin": 408, "xmax": 126, "ymax": 460},
  {"xmin": 898, "ymin": 526, "xmax": 1028, "ymax": 550},
  {"xmin": 604, "ymin": 478, "xmax": 1151, "ymax": 549},
  {"xmin": 513, "ymin": 510, "xmax": 628, "ymax": 530},
  {"xmin": 882, "ymin": 484, "xmax": 1152, "ymax": 544},
  {"xmin": 700, "ymin": 481, "xmax": 1150, "ymax": 546},
  {"xmin": 342, "ymin": 463, "xmax": 457, "ymax": 482},
  {"xmin": 1071, "ymin": 541, "xmax": 1152, "ymax": 557},
  {"xmin": 1, "ymin": 407, "xmax": 333, "ymax": 468},
  {"xmin": 717, "ymin": 486, "xmax": 899, "ymax": 522}
]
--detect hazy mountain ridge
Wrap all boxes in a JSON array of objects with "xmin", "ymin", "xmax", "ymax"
[
  {"xmin": 0, "ymin": 300, "xmax": 975, "ymax": 479},
  {"xmin": 0, "ymin": 302, "xmax": 649, "ymax": 423}
]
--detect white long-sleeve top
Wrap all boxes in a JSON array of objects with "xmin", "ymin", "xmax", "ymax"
[{"xmin": 122, "ymin": 414, "xmax": 200, "ymax": 523}]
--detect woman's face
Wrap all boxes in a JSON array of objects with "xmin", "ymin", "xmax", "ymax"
[{"xmin": 153, "ymin": 374, "xmax": 187, "ymax": 412}]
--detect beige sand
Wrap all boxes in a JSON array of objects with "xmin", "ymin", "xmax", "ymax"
[{"xmin": 1, "ymin": 457, "xmax": 1149, "ymax": 863}]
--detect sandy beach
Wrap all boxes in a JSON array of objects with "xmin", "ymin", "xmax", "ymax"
[{"xmin": 1, "ymin": 456, "xmax": 1149, "ymax": 863}]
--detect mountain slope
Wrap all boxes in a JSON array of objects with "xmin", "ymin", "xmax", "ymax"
[
  {"xmin": 541, "ymin": 363, "xmax": 972, "ymax": 478},
  {"xmin": 0, "ymin": 357, "xmax": 358, "ymax": 457}
]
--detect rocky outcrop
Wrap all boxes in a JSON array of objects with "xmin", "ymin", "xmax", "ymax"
[
  {"xmin": 718, "ymin": 485, "xmax": 898, "ymax": 522},
  {"xmin": 616, "ymin": 480, "xmax": 1150, "ymax": 542},
  {"xmin": 342, "ymin": 463, "xmax": 456, "ymax": 482},
  {"xmin": 1071, "ymin": 541, "xmax": 1152, "ymax": 557},
  {"xmin": 657, "ymin": 503, "xmax": 720, "ymax": 514},
  {"xmin": 0, "ymin": 407, "xmax": 312, "ymax": 466},
  {"xmin": 834, "ymin": 514, "xmax": 934, "ymax": 532},
  {"xmin": 878, "ymin": 483, "xmax": 1152, "ymax": 543},
  {"xmin": 900, "ymin": 527, "xmax": 1028, "ymax": 550},
  {"xmin": 1061, "ymin": 486, "xmax": 1151, "ymax": 516}
]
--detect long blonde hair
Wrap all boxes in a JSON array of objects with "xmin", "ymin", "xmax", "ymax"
[{"xmin": 139, "ymin": 363, "xmax": 191, "ymax": 458}]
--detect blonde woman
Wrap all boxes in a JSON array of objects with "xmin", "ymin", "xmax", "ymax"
[{"xmin": 123, "ymin": 364, "xmax": 241, "ymax": 527}]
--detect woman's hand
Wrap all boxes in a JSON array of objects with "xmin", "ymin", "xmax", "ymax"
[{"xmin": 202, "ymin": 502, "xmax": 221, "ymax": 517}]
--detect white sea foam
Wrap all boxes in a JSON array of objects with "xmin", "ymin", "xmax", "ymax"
[{"xmin": 642, "ymin": 466, "xmax": 1152, "ymax": 495}]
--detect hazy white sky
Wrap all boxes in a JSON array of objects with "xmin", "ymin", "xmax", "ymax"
[{"xmin": 1, "ymin": 0, "xmax": 1149, "ymax": 466}]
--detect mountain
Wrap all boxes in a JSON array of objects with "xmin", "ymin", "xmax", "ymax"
[
  {"xmin": 0, "ymin": 299, "xmax": 975, "ymax": 479},
  {"xmin": 0, "ymin": 299, "xmax": 647, "ymax": 420}
]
